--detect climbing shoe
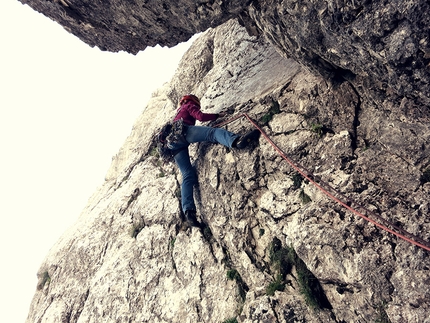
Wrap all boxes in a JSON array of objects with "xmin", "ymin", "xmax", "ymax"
[
  {"xmin": 234, "ymin": 130, "xmax": 260, "ymax": 149},
  {"xmin": 184, "ymin": 210, "xmax": 199, "ymax": 227}
]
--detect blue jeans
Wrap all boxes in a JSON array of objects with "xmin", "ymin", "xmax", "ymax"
[{"xmin": 168, "ymin": 125, "xmax": 239, "ymax": 213}]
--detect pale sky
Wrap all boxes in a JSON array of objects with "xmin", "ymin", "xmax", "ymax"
[{"xmin": 0, "ymin": 1, "xmax": 194, "ymax": 322}]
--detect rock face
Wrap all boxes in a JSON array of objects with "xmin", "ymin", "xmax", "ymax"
[
  {"xmin": 20, "ymin": 0, "xmax": 430, "ymax": 110},
  {"xmin": 24, "ymin": 4, "xmax": 430, "ymax": 323},
  {"xmin": 18, "ymin": 0, "xmax": 247, "ymax": 53}
]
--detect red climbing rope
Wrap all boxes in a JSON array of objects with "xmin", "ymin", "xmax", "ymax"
[{"xmin": 216, "ymin": 113, "xmax": 430, "ymax": 252}]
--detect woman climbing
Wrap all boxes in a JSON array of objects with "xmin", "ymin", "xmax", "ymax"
[{"xmin": 165, "ymin": 94, "xmax": 259, "ymax": 228}]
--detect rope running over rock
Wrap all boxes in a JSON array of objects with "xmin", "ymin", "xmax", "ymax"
[{"xmin": 216, "ymin": 113, "xmax": 430, "ymax": 252}]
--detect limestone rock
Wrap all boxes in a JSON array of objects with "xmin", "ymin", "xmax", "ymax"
[
  {"xmin": 19, "ymin": 0, "xmax": 246, "ymax": 54},
  {"xmin": 25, "ymin": 13, "xmax": 430, "ymax": 323},
  {"xmin": 20, "ymin": 0, "xmax": 430, "ymax": 111}
]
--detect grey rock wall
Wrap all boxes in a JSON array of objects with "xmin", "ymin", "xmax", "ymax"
[
  {"xmin": 20, "ymin": 0, "xmax": 430, "ymax": 110},
  {"xmin": 26, "ymin": 20, "xmax": 430, "ymax": 323},
  {"xmin": 246, "ymin": 0, "xmax": 430, "ymax": 120},
  {"xmin": 18, "ymin": 0, "xmax": 247, "ymax": 53}
]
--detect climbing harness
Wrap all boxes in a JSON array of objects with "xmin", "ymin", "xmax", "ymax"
[{"xmin": 216, "ymin": 113, "xmax": 430, "ymax": 252}]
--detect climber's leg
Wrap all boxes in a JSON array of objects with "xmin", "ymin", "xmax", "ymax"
[
  {"xmin": 173, "ymin": 147, "xmax": 197, "ymax": 213},
  {"xmin": 185, "ymin": 125, "xmax": 239, "ymax": 148}
]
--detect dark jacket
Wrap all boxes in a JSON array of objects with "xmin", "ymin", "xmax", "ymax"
[{"xmin": 174, "ymin": 101, "xmax": 218, "ymax": 125}]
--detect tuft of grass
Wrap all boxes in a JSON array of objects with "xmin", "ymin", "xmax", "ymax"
[
  {"xmin": 266, "ymin": 274, "xmax": 285, "ymax": 296},
  {"xmin": 295, "ymin": 252, "xmax": 331, "ymax": 310},
  {"xmin": 149, "ymin": 147, "xmax": 159, "ymax": 157},
  {"xmin": 296, "ymin": 260, "xmax": 320, "ymax": 309},
  {"xmin": 259, "ymin": 99, "xmax": 281, "ymax": 124},
  {"xmin": 266, "ymin": 238, "xmax": 292, "ymax": 296},
  {"xmin": 291, "ymin": 172, "xmax": 303, "ymax": 189},
  {"xmin": 270, "ymin": 100, "xmax": 281, "ymax": 115},
  {"xmin": 269, "ymin": 238, "xmax": 295, "ymax": 278},
  {"xmin": 37, "ymin": 271, "xmax": 51, "ymax": 290},
  {"xmin": 260, "ymin": 113, "xmax": 273, "ymax": 124},
  {"xmin": 266, "ymin": 238, "xmax": 330, "ymax": 310},
  {"xmin": 374, "ymin": 301, "xmax": 391, "ymax": 323},
  {"xmin": 259, "ymin": 228, "xmax": 265, "ymax": 237},
  {"xmin": 222, "ymin": 318, "xmax": 238, "ymax": 323},
  {"xmin": 227, "ymin": 269, "xmax": 241, "ymax": 281},
  {"xmin": 203, "ymin": 226, "xmax": 213, "ymax": 240},
  {"xmin": 226, "ymin": 269, "xmax": 247, "ymax": 302},
  {"xmin": 421, "ymin": 168, "xmax": 430, "ymax": 184},
  {"xmin": 310, "ymin": 123, "xmax": 324, "ymax": 137},
  {"xmin": 130, "ymin": 222, "xmax": 145, "ymax": 238},
  {"xmin": 299, "ymin": 189, "xmax": 312, "ymax": 204},
  {"xmin": 170, "ymin": 238, "xmax": 176, "ymax": 248}
]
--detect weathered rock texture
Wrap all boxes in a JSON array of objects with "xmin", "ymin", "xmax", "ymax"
[
  {"xmin": 23, "ymin": 2, "xmax": 430, "ymax": 323},
  {"xmin": 20, "ymin": 0, "xmax": 430, "ymax": 110}
]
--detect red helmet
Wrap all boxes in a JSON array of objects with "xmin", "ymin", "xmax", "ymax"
[{"xmin": 179, "ymin": 94, "xmax": 200, "ymax": 106}]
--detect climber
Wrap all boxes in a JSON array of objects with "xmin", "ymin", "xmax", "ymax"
[{"xmin": 166, "ymin": 94, "xmax": 259, "ymax": 228}]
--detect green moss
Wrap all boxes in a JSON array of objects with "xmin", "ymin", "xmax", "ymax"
[{"xmin": 37, "ymin": 271, "xmax": 51, "ymax": 290}]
